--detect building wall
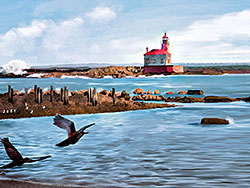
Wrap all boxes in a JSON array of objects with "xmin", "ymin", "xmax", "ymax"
[{"xmin": 144, "ymin": 54, "xmax": 167, "ymax": 66}]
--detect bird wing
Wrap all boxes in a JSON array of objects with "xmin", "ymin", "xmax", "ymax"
[
  {"xmin": 1, "ymin": 161, "xmax": 17, "ymax": 169},
  {"xmin": 78, "ymin": 123, "xmax": 95, "ymax": 132},
  {"xmin": 26, "ymin": 155, "xmax": 51, "ymax": 163},
  {"xmin": 53, "ymin": 114, "xmax": 76, "ymax": 137},
  {"xmin": 1, "ymin": 138, "xmax": 23, "ymax": 162}
]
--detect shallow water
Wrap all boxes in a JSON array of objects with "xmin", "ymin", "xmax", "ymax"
[{"xmin": 0, "ymin": 75, "xmax": 250, "ymax": 187}]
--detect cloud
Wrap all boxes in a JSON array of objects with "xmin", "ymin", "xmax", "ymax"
[
  {"xmin": 43, "ymin": 17, "xmax": 83, "ymax": 51},
  {"xmin": 85, "ymin": 7, "xmax": 116, "ymax": 22},
  {"xmin": 0, "ymin": 20, "xmax": 48, "ymax": 56},
  {"xmin": 169, "ymin": 10, "xmax": 250, "ymax": 63}
]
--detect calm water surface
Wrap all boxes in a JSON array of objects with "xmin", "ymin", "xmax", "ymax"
[{"xmin": 0, "ymin": 75, "xmax": 250, "ymax": 187}]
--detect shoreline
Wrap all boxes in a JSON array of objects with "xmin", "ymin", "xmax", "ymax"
[{"xmin": 1, "ymin": 65, "xmax": 250, "ymax": 79}]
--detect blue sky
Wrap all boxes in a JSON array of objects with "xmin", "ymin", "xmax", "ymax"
[{"xmin": 0, "ymin": 0, "xmax": 250, "ymax": 66}]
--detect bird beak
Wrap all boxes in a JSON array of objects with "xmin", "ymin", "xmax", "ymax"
[{"xmin": 84, "ymin": 132, "xmax": 89, "ymax": 134}]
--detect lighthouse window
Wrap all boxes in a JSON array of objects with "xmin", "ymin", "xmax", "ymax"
[
  {"xmin": 160, "ymin": 59, "xmax": 164, "ymax": 64},
  {"xmin": 145, "ymin": 59, "xmax": 149, "ymax": 64},
  {"xmin": 153, "ymin": 59, "xmax": 156, "ymax": 64}
]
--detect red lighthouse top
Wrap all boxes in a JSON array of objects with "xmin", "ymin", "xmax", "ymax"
[
  {"xmin": 144, "ymin": 32, "xmax": 170, "ymax": 56},
  {"xmin": 162, "ymin": 32, "xmax": 168, "ymax": 39}
]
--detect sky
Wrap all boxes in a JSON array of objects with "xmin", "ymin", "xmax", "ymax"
[{"xmin": 0, "ymin": 0, "xmax": 250, "ymax": 66}]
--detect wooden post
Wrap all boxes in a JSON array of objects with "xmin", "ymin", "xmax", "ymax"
[
  {"xmin": 92, "ymin": 88, "xmax": 98, "ymax": 106},
  {"xmin": 8, "ymin": 85, "xmax": 11, "ymax": 102},
  {"xmin": 88, "ymin": 88, "xmax": 91, "ymax": 102},
  {"xmin": 10, "ymin": 88, "xmax": 14, "ymax": 103},
  {"xmin": 24, "ymin": 88, "xmax": 28, "ymax": 102},
  {"xmin": 37, "ymin": 87, "xmax": 40, "ymax": 104},
  {"xmin": 64, "ymin": 86, "xmax": 68, "ymax": 105},
  {"xmin": 50, "ymin": 85, "xmax": 53, "ymax": 103},
  {"xmin": 112, "ymin": 88, "xmax": 116, "ymax": 105},
  {"xmin": 61, "ymin": 88, "xmax": 64, "ymax": 102},
  {"xmin": 40, "ymin": 88, "xmax": 43, "ymax": 103},
  {"xmin": 34, "ymin": 85, "xmax": 37, "ymax": 102}
]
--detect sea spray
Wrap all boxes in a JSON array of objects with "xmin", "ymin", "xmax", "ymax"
[
  {"xmin": 0, "ymin": 59, "xmax": 30, "ymax": 75},
  {"xmin": 226, "ymin": 116, "xmax": 234, "ymax": 124}
]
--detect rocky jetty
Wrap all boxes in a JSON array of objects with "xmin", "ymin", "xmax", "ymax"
[
  {"xmin": 201, "ymin": 118, "xmax": 229, "ymax": 125},
  {"xmin": 0, "ymin": 88, "xmax": 175, "ymax": 120},
  {"xmin": 131, "ymin": 88, "xmax": 248, "ymax": 103}
]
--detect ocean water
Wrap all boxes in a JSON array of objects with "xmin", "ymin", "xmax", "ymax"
[{"xmin": 0, "ymin": 75, "xmax": 250, "ymax": 187}]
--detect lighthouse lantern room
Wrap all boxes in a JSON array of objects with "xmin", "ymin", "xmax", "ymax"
[{"xmin": 144, "ymin": 33, "xmax": 183, "ymax": 74}]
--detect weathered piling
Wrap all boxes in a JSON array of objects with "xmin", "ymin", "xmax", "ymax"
[
  {"xmin": 37, "ymin": 87, "xmax": 41, "ymax": 104},
  {"xmin": 60, "ymin": 88, "xmax": 64, "ymax": 102},
  {"xmin": 34, "ymin": 85, "xmax": 38, "ymax": 102},
  {"xmin": 63, "ymin": 86, "xmax": 69, "ymax": 105},
  {"xmin": 50, "ymin": 85, "xmax": 53, "ymax": 102},
  {"xmin": 40, "ymin": 88, "xmax": 43, "ymax": 103},
  {"xmin": 92, "ymin": 88, "xmax": 98, "ymax": 106},
  {"xmin": 24, "ymin": 88, "xmax": 28, "ymax": 102},
  {"xmin": 8, "ymin": 85, "xmax": 13, "ymax": 103},
  {"xmin": 112, "ymin": 88, "xmax": 116, "ymax": 105},
  {"xmin": 88, "ymin": 88, "xmax": 92, "ymax": 103}
]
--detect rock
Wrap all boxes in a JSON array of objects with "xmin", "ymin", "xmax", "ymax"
[
  {"xmin": 120, "ymin": 91, "xmax": 130, "ymax": 101},
  {"xmin": 29, "ymin": 89, "xmax": 35, "ymax": 94},
  {"xmin": 187, "ymin": 90, "xmax": 204, "ymax": 95},
  {"xmin": 178, "ymin": 90, "xmax": 186, "ymax": 95},
  {"xmin": 100, "ymin": 89, "xmax": 108, "ymax": 95},
  {"xmin": 174, "ymin": 96, "xmax": 182, "ymax": 101},
  {"xmin": 204, "ymin": 96, "xmax": 237, "ymax": 102},
  {"xmin": 146, "ymin": 90, "xmax": 153, "ymax": 94},
  {"xmin": 13, "ymin": 90, "xmax": 19, "ymax": 95},
  {"xmin": 154, "ymin": 89, "xmax": 159, "ymax": 94},
  {"xmin": 132, "ymin": 95, "xmax": 143, "ymax": 100},
  {"xmin": 166, "ymin": 91, "xmax": 174, "ymax": 95},
  {"xmin": 166, "ymin": 97, "xmax": 174, "ymax": 102},
  {"xmin": 243, "ymin": 96, "xmax": 250, "ymax": 102},
  {"xmin": 156, "ymin": 96, "xmax": 162, "ymax": 101},
  {"xmin": 133, "ymin": 88, "xmax": 145, "ymax": 94},
  {"xmin": 201, "ymin": 118, "xmax": 229, "ymax": 125}
]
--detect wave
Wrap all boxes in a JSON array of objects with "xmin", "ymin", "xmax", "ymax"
[
  {"xmin": 60, "ymin": 75, "xmax": 91, "ymax": 79},
  {"xmin": 172, "ymin": 101, "xmax": 249, "ymax": 109},
  {"xmin": 27, "ymin": 73, "xmax": 48, "ymax": 78}
]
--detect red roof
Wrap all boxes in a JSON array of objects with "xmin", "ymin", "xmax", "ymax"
[
  {"xmin": 144, "ymin": 49, "xmax": 171, "ymax": 56},
  {"xmin": 162, "ymin": 33, "xmax": 168, "ymax": 38}
]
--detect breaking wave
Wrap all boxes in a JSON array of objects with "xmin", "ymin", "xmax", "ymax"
[{"xmin": 0, "ymin": 59, "xmax": 30, "ymax": 75}]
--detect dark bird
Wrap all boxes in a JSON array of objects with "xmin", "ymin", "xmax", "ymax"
[
  {"xmin": 53, "ymin": 114, "xmax": 95, "ymax": 147},
  {"xmin": 1, "ymin": 138, "xmax": 51, "ymax": 169}
]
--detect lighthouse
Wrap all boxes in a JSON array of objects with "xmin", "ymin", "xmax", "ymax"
[{"xmin": 144, "ymin": 33, "xmax": 183, "ymax": 74}]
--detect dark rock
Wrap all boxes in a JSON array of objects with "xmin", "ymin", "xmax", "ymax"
[
  {"xmin": 201, "ymin": 118, "xmax": 229, "ymax": 125},
  {"xmin": 243, "ymin": 96, "xmax": 250, "ymax": 102},
  {"xmin": 204, "ymin": 96, "xmax": 237, "ymax": 102},
  {"xmin": 100, "ymin": 89, "xmax": 108, "ymax": 95},
  {"xmin": 187, "ymin": 90, "xmax": 204, "ymax": 95}
]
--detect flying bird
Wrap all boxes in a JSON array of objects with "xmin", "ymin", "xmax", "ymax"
[
  {"xmin": 53, "ymin": 114, "xmax": 95, "ymax": 147},
  {"xmin": 1, "ymin": 138, "xmax": 51, "ymax": 169}
]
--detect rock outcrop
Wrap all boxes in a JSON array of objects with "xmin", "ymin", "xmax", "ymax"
[
  {"xmin": 200, "ymin": 118, "xmax": 229, "ymax": 125},
  {"xmin": 187, "ymin": 90, "xmax": 204, "ymax": 95},
  {"xmin": 133, "ymin": 88, "xmax": 145, "ymax": 94},
  {"xmin": 204, "ymin": 96, "xmax": 238, "ymax": 102}
]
